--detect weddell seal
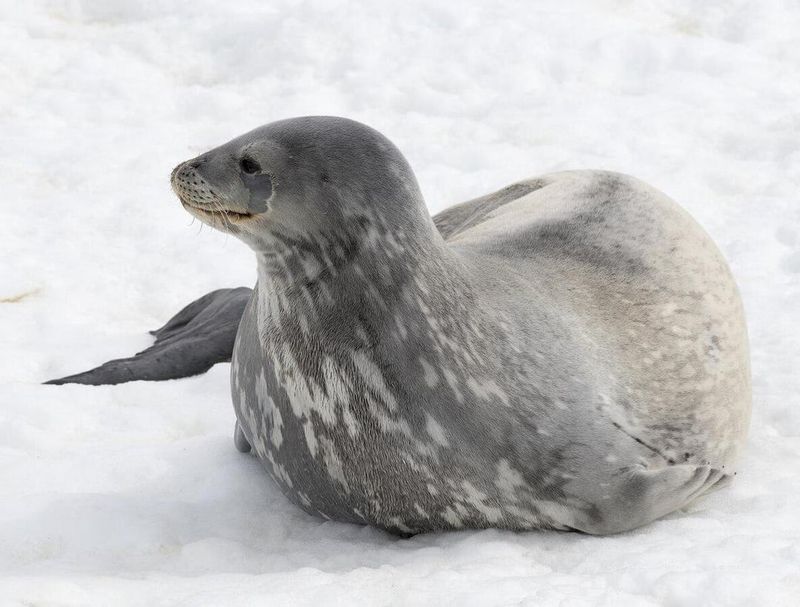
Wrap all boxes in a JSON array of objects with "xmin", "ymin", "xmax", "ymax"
[{"xmin": 48, "ymin": 116, "xmax": 751, "ymax": 535}]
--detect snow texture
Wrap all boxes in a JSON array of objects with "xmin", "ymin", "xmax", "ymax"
[{"xmin": 1, "ymin": 1, "xmax": 799, "ymax": 605}]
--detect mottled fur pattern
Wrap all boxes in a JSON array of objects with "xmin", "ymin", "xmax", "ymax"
[{"xmin": 172, "ymin": 116, "xmax": 750, "ymax": 535}]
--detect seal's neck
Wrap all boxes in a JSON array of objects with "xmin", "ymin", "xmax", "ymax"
[{"xmin": 252, "ymin": 214, "xmax": 466, "ymax": 346}]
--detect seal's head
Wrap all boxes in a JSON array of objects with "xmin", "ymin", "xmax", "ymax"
[{"xmin": 171, "ymin": 116, "xmax": 437, "ymax": 253}]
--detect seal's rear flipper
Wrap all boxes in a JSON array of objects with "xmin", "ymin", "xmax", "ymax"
[
  {"xmin": 45, "ymin": 287, "xmax": 252, "ymax": 385},
  {"xmin": 572, "ymin": 464, "xmax": 729, "ymax": 535}
]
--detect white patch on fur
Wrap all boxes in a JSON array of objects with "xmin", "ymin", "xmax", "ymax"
[
  {"xmin": 270, "ymin": 404, "xmax": 284, "ymax": 449},
  {"xmin": 461, "ymin": 481, "xmax": 502, "ymax": 522},
  {"xmin": 351, "ymin": 350, "xmax": 398, "ymax": 411},
  {"xmin": 256, "ymin": 370, "xmax": 284, "ymax": 449},
  {"xmin": 419, "ymin": 356, "xmax": 440, "ymax": 388},
  {"xmin": 272, "ymin": 344, "xmax": 338, "ymax": 426},
  {"xmin": 466, "ymin": 377, "xmax": 510, "ymax": 406},
  {"xmin": 442, "ymin": 507, "xmax": 463, "ymax": 527},
  {"xmin": 495, "ymin": 459, "xmax": 524, "ymax": 498},
  {"xmin": 302, "ymin": 420, "xmax": 319, "ymax": 457},
  {"xmin": 394, "ymin": 312, "xmax": 408, "ymax": 341},
  {"xmin": 388, "ymin": 517, "xmax": 412, "ymax": 533},
  {"xmin": 442, "ymin": 367, "xmax": 464, "ymax": 403},
  {"xmin": 320, "ymin": 437, "xmax": 349, "ymax": 492},
  {"xmin": 425, "ymin": 413, "xmax": 449, "ymax": 447},
  {"xmin": 300, "ymin": 254, "xmax": 322, "ymax": 279},
  {"xmin": 366, "ymin": 393, "xmax": 412, "ymax": 437}
]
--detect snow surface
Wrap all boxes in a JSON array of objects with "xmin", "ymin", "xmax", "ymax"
[{"xmin": 1, "ymin": 1, "xmax": 799, "ymax": 605}]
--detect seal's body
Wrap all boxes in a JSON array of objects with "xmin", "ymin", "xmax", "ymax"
[{"xmin": 51, "ymin": 117, "xmax": 751, "ymax": 535}]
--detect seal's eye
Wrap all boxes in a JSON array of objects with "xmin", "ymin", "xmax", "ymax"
[{"xmin": 239, "ymin": 156, "xmax": 261, "ymax": 175}]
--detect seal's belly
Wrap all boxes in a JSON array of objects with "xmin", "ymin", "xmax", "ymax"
[
  {"xmin": 231, "ymin": 349, "xmax": 736, "ymax": 537},
  {"xmin": 230, "ymin": 332, "xmax": 651, "ymax": 534}
]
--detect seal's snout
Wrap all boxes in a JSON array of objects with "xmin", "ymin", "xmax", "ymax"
[
  {"xmin": 170, "ymin": 162, "xmax": 183, "ymax": 186},
  {"xmin": 171, "ymin": 157, "xmax": 254, "ymax": 229},
  {"xmin": 171, "ymin": 161, "xmax": 218, "ymax": 208}
]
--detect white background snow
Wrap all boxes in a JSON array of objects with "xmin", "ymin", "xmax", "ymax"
[{"xmin": 1, "ymin": 0, "xmax": 799, "ymax": 605}]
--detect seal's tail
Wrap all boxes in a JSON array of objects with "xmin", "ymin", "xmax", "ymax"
[{"xmin": 45, "ymin": 287, "xmax": 252, "ymax": 385}]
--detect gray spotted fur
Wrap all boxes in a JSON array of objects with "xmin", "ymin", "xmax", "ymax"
[{"xmin": 60, "ymin": 116, "xmax": 754, "ymax": 535}]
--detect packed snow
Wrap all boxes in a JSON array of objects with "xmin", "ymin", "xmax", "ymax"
[{"xmin": 1, "ymin": 0, "xmax": 799, "ymax": 605}]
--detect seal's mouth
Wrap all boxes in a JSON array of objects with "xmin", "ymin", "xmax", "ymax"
[{"xmin": 180, "ymin": 199, "xmax": 254, "ymax": 222}]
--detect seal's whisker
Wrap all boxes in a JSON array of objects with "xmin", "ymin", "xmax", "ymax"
[{"xmin": 212, "ymin": 199, "xmax": 235, "ymax": 231}]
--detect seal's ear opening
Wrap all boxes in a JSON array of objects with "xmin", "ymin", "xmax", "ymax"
[{"xmin": 241, "ymin": 171, "xmax": 273, "ymax": 214}]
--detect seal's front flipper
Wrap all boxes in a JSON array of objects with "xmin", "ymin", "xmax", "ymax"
[
  {"xmin": 234, "ymin": 421, "xmax": 252, "ymax": 453},
  {"xmin": 45, "ymin": 287, "xmax": 252, "ymax": 385}
]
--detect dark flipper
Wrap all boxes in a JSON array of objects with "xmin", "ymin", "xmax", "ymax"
[{"xmin": 46, "ymin": 287, "xmax": 252, "ymax": 385}]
